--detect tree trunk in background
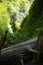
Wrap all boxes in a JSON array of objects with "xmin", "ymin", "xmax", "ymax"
[
  {"xmin": 32, "ymin": 31, "xmax": 43, "ymax": 65},
  {"xmin": 0, "ymin": 0, "xmax": 2, "ymax": 2},
  {"xmin": 0, "ymin": 30, "xmax": 8, "ymax": 53}
]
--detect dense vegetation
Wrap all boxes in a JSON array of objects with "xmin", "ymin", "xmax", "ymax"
[
  {"xmin": 21, "ymin": 0, "xmax": 43, "ymax": 38},
  {"xmin": 0, "ymin": 0, "xmax": 43, "ymax": 48}
]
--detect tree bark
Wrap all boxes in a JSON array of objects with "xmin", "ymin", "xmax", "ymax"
[
  {"xmin": 0, "ymin": 30, "xmax": 8, "ymax": 53},
  {"xmin": 32, "ymin": 31, "xmax": 43, "ymax": 65}
]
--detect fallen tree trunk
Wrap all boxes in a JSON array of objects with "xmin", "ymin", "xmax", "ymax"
[
  {"xmin": 0, "ymin": 37, "xmax": 37, "ymax": 65},
  {"xmin": 1, "ymin": 37, "xmax": 37, "ymax": 57}
]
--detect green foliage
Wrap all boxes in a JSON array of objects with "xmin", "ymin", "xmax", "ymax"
[
  {"xmin": 21, "ymin": 0, "xmax": 43, "ymax": 39},
  {"xmin": 0, "ymin": 0, "xmax": 30, "ymax": 48},
  {"xmin": 0, "ymin": 2, "xmax": 10, "ymax": 38},
  {"xmin": 7, "ymin": 0, "xmax": 30, "ymax": 31},
  {"xmin": 1, "ymin": 0, "xmax": 43, "ymax": 48},
  {"xmin": 3, "ymin": 33, "xmax": 14, "ymax": 48}
]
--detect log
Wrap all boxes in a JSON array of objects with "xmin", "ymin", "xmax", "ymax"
[{"xmin": 0, "ymin": 37, "xmax": 37, "ymax": 65}]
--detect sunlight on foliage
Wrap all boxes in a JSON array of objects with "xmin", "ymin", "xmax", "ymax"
[
  {"xmin": 7, "ymin": 24, "xmax": 13, "ymax": 34},
  {"xmin": 7, "ymin": 0, "xmax": 31, "ymax": 30},
  {"xmin": 0, "ymin": 0, "xmax": 31, "ymax": 47},
  {"xmin": 15, "ymin": 21, "xmax": 21, "ymax": 30},
  {"xmin": 0, "ymin": 1, "xmax": 13, "ymax": 38}
]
